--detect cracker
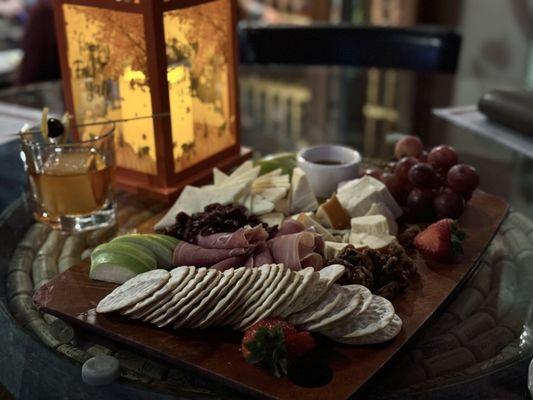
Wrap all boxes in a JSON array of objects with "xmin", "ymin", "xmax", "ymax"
[
  {"xmin": 287, "ymin": 285, "xmax": 343, "ymax": 326},
  {"xmin": 319, "ymin": 295, "xmax": 395, "ymax": 338},
  {"xmin": 176, "ymin": 268, "xmax": 235, "ymax": 328},
  {"xmin": 122, "ymin": 267, "xmax": 193, "ymax": 316},
  {"xmin": 193, "ymin": 267, "xmax": 252, "ymax": 328},
  {"xmin": 225, "ymin": 264, "xmax": 283, "ymax": 326},
  {"xmin": 275, "ymin": 268, "xmax": 315, "ymax": 317},
  {"xmin": 154, "ymin": 269, "xmax": 220, "ymax": 327},
  {"xmin": 245, "ymin": 271, "xmax": 302, "ymax": 329},
  {"xmin": 304, "ymin": 285, "xmax": 368, "ymax": 331},
  {"xmin": 336, "ymin": 314, "xmax": 402, "ymax": 345},
  {"xmin": 142, "ymin": 267, "xmax": 208, "ymax": 322},
  {"xmin": 217, "ymin": 264, "xmax": 273, "ymax": 326},
  {"xmin": 129, "ymin": 266, "xmax": 196, "ymax": 320},
  {"xmin": 96, "ymin": 270, "xmax": 170, "ymax": 314},
  {"xmin": 234, "ymin": 267, "xmax": 292, "ymax": 330}
]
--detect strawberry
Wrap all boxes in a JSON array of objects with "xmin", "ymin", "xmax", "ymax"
[
  {"xmin": 241, "ymin": 318, "xmax": 315, "ymax": 377},
  {"xmin": 414, "ymin": 218, "xmax": 466, "ymax": 262}
]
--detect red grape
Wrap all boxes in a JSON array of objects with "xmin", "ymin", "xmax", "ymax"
[
  {"xmin": 408, "ymin": 163, "xmax": 438, "ymax": 188},
  {"xmin": 394, "ymin": 136, "xmax": 424, "ymax": 159},
  {"xmin": 394, "ymin": 157, "xmax": 418, "ymax": 182},
  {"xmin": 361, "ymin": 168, "xmax": 383, "ymax": 180},
  {"xmin": 385, "ymin": 161, "xmax": 397, "ymax": 173},
  {"xmin": 433, "ymin": 188, "xmax": 465, "ymax": 219},
  {"xmin": 418, "ymin": 150, "xmax": 429, "ymax": 163},
  {"xmin": 381, "ymin": 172, "xmax": 409, "ymax": 204},
  {"xmin": 428, "ymin": 145, "xmax": 458, "ymax": 171},
  {"xmin": 406, "ymin": 188, "xmax": 435, "ymax": 219},
  {"xmin": 447, "ymin": 164, "xmax": 479, "ymax": 194}
]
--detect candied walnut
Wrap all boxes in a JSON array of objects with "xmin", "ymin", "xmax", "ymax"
[{"xmin": 328, "ymin": 242, "xmax": 416, "ymax": 300}]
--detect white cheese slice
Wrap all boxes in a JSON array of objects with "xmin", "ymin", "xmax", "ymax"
[
  {"xmin": 260, "ymin": 212, "xmax": 285, "ymax": 227},
  {"xmin": 351, "ymin": 215, "xmax": 390, "ymax": 235},
  {"xmin": 289, "ymin": 167, "xmax": 319, "ymax": 213},
  {"xmin": 230, "ymin": 160, "xmax": 254, "ymax": 178},
  {"xmin": 337, "ymin": 176, "xmax": 402, "ymax": 218},
  {"xmin": 349, "ymin": 232, "xmax": 397, "ymax": 250},
  {"xmin": 365, "ymin": 203, "xmax": 398, "ymax": 235},
  {"xmin": 324, "ymin": 241, "xmax": 352, "ymax": 259},
  {"xmin": 251, "ymin": 194, "xmax": 275, "ymax": 215},
  {"xmin": 154, "ymin": 186, "xmax": 202, "ymax": 230},
  {"xmin": 255, "ymin": 168, "xmax": 283, "ymax": 181},
  {"xmin": 256, "ymin": 187, "xmax": 288, "ymax": 203},
  {"xmin": 296, "ymin": 213, "xmax": 337, "ymax": 242},
  {"xmin": 225, "ymin": 166, "xmax": 261, "ymax": 186},
  {"xmin": 213, "ymin": 168, "xmax": 228, "ymax": 186}
]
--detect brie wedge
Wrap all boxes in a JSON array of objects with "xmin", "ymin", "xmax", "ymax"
[
  {"xmin": 365, "ymin": 203, "xmax": 398, "ymax": 235},
  {"xmin": 350, "ymin": 215, "xmax": 390, "ymax": 235},
  {"xmin": 315, "ymin": 195, "xmax": 351, "ymax": 229},
  {"xmin": 349, "ymin": 232, "xmax": 397, "ymax": 250},
  {"xmin": 289, "ymin": 167, "xmax": 319, "ymax": 213},
  {"xmin": 337, "ymin": 176, "xmax": 402, "ymax": 218}
]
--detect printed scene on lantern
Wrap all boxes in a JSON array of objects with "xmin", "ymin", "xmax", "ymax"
[
  {"xmin": 63, "ymin": 4, "xmax": 158, "ymax": 175},
  {"xmin": 163, "ymin": 0, "xmax": 237, "ymax": 173}
]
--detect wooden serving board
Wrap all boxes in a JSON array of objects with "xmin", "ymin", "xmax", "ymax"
[{"xmin": 33, "ymin": 191, "xmax": 508, "ymax": 400}]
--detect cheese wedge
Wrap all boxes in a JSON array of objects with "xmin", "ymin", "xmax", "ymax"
[
  {"xmin": 296, "ymin": 213, "xmax": 337, "ymax": 242},
  {"xmin": 256, "ymin": 187, "xmax": 288, "ymax": 203},
  {"xmin": 325, "ymin": 241, "xmax": 353, "ymax": 259},
  {"xmin": 315, "ymin": 195, "xmax": 351, "ymax": 229},
  {"xmin": 349, "ymin": 232, "xmax": 396, "ymax": 250},
  {"xmin": 250, "ymin": 194, "xmax": 275, "ymax": 215},
  {"xmin": 230, "ymin": 160, "xmax": 254, "ymax": 178},
  {"xmin": 289, "ymin": 167, "xmax": 319, "ymax": 213},
  {"xmin": 257, "ymin": 168, "xmax": 282, "ymax": 179},
  {"xmin": 365, "ymin": 203, "xmax": 398, "ymax": 235},
  {"xmin": 350, "ymin": 215, "xmax": 390, "ymax": 235},
  {"xmin": 260, "ymin": 212, "xmax": 285, "ymax": 227},
  {"xmin": 213, "ymin": 168, "xmax": 228, "ymax": 186},
  {"xmin": 337, "ymin": 176, "xmax": 402, "ymax": 218}
]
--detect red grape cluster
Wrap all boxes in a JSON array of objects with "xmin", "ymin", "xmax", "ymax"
[{"xmin": 362, "ymin": 136, "xmax": 480, "ymax": 222}]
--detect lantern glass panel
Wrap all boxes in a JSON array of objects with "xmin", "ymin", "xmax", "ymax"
[
  {"xmin": 62, "ymin": 4, "xmax": 157, "ymax": 175},
  {"xmin": 163, "ymin": 0, "xmax": 237, "ymax": 173}
]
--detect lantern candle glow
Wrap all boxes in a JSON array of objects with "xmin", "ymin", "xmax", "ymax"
[{"xmin": 52, "ymin": 0, "xmax": 251, "ymax": 201}]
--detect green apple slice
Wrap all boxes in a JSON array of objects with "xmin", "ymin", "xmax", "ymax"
[
  {"xmin": 111, "ymin": 234, "xmax": 173, "ymax": 268},
  {"xmin": 90, "ymin": 251, "xmax": 151, "ymax": 284},
  {"xmin": 92, "ymin": 242, "xmax": 157, "ymax": 271},
  {"xmin": 146, "ymin": 234, "xmax": 180, "ymax": 252}
]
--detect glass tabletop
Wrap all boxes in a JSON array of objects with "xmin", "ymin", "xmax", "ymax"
[{"xmin": 0, "ymin": 65, "xmax": 532, "ymax": 400}]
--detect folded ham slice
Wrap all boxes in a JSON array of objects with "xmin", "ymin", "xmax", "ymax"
[
  {"xmin": 173, "ymin": 242, "xmax": 253, "ymax": 268},
  {"xmin": 268, "ymin": 231, "xmax": 324, "ymax": 270},
  {"xmin": 172, "ymin": 222, "xmax": 324, "ymax": 271}
]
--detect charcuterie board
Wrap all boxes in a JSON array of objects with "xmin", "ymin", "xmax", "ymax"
[{"xmin": 33, "ymin": 191, "xmax": 508, "ymax": 400}]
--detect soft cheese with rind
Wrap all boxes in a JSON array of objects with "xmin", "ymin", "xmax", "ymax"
[
  {"xmin": 337, "ymin": 176, "xmax": 402, "ymax": 218},
  {"xmin": 289, "ymin": 167, "xmax": 319, "ymax": 213}
]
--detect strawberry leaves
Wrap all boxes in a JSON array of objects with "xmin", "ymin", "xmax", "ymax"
[
  {"xmin": 450, "ymin": 222, "xmax": 467, "ymax": 255},
  {"xmin": 243, "ymin": 326, "xmax": 288, "ymax": 377}
]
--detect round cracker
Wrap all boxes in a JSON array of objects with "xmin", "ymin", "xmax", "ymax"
[
  {"xmin": 143, "ymin": 267, "xmax": 208, "ymax": 322},
  {"xmin": 129, "ymin": 266, "xmax": 196, "ymax": 320},
  {"xmin": 219, "ymin": 264, "xmax": 272, "ymax": 326},
  {"xmin": 122, "ymin": 267, "xmax": 193, "ymax": 316},
  {"xmin": 193, "ymin": 267, "xmax": 252, "ymax": 328},
  {"xmin": 244, "ymin": 271, "xmax": 302, "ymax": 330},
  {"xmin": 235, "ymin": 267, "xmax": 292, "ymax": 330},
  {"xmin": 96, "ymin": 270, "xmax": 170, "ymax": 314},
  {"xmin": 221, "ymin": 264, "xmax": 277, "ymax": 326},
  {"xmin": 336, "ymin": 314, "xmax": 402, "ymax": 345},
  {"xmin": 154, "ymin": 269, "xmax": 220, "ymax": 327},
  {"xmin": 208, "ymin": 268, "xmax": 259, "ymax": 327},
  {"xmin": 275, "ymin": 268, "xmax": 315, "ymax": 317},
  {"xmin": 176, "ymin": 268, "xmax": 235, "ymax": 329},
  {"xmin": 287, "ymin": 285, "xmax": 343, "ymax": 326},
  {"xmin": 304, "ymin": 285, "xmax": 367, "ymax": 331},
  {"xmin": 319, "ymin": 295, "xmax": 395, "ymax": 339}
]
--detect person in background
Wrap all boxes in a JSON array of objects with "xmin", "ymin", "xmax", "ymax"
[{"xmin": 16, "ymin": 0, "xmax": 60, "ymax": 85}]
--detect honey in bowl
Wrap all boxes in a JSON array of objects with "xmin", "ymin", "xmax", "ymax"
[{"xmin": 310, "ymin": 160, "xmax": 345, "ymax": 166}]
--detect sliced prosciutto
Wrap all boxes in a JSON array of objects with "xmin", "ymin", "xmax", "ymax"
[
  {"xmin": 268, "ymin": 231, "xmax": 324, "ymax": 270},
  {"xmin": 196, "ymin": 226, "xmax": 268, "ymax": 249},
  {"xmin": 173, "ymin": 242, "xmax": 253, "ymax": 268}
]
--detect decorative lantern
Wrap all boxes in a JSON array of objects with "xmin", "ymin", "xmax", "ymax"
[{"xmin": 51, "ymin": 0, "xmax": 251, "ymax": 201}]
